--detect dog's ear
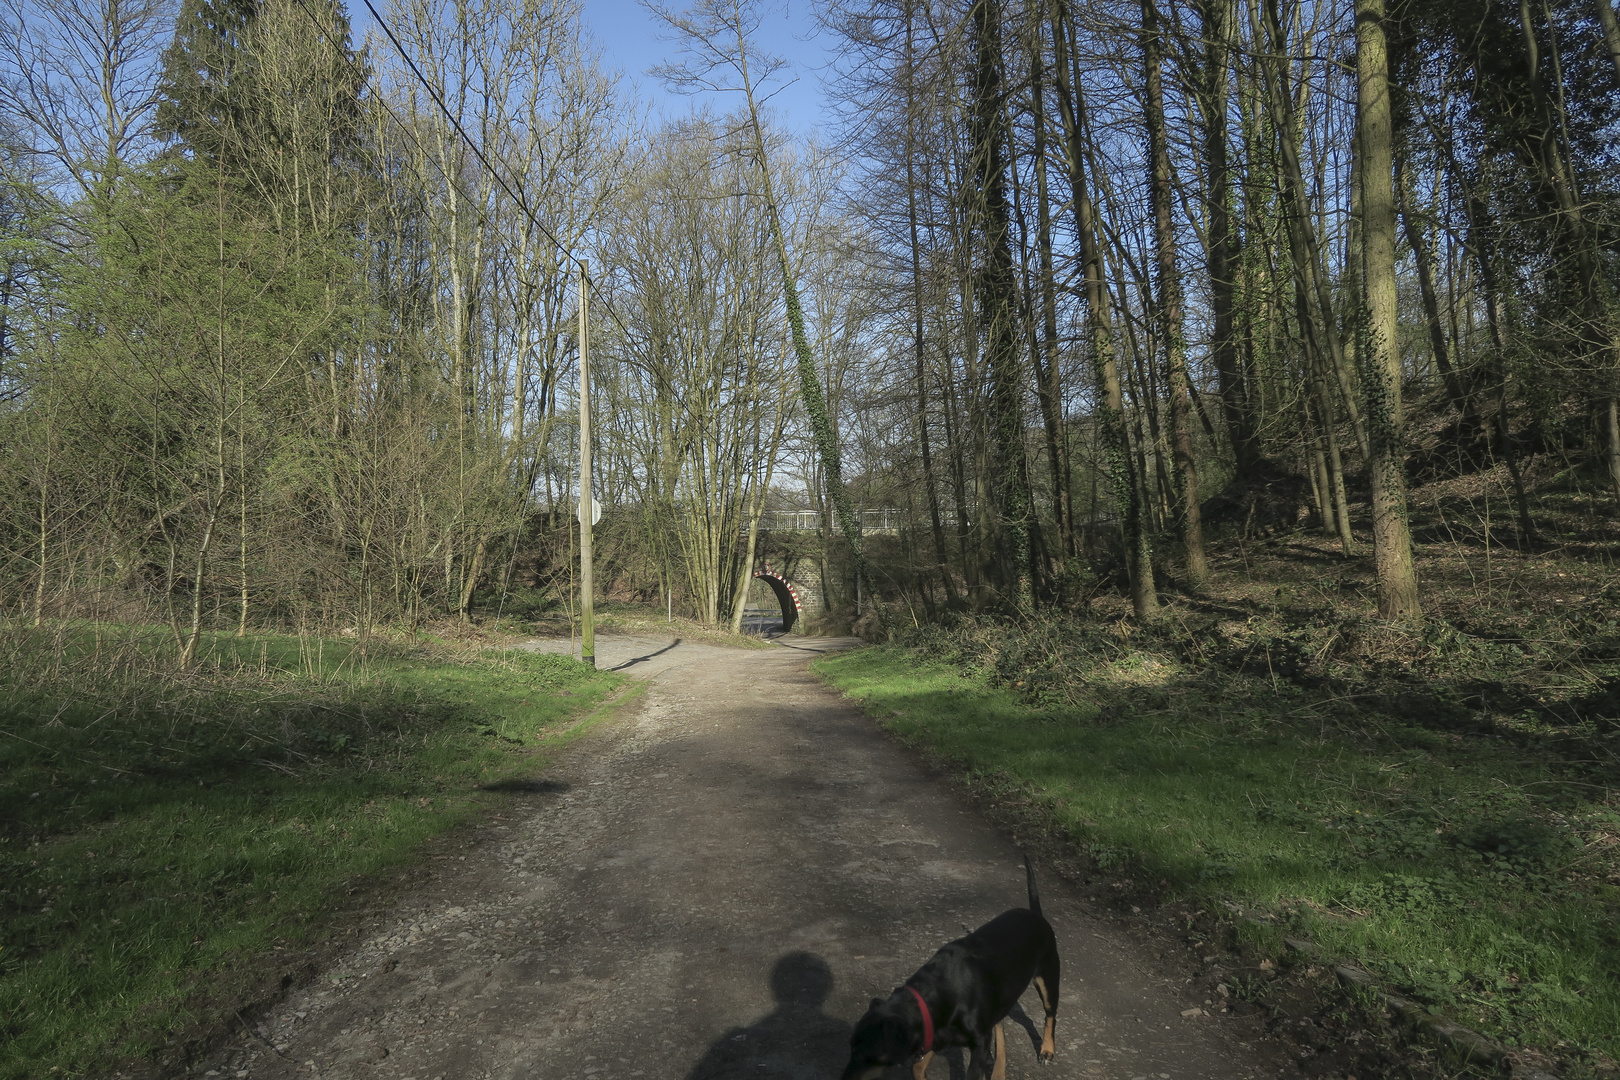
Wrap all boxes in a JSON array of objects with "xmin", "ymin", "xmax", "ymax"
[{"xmin": 869, "ymin": 997, "xmax": 883, "ymax": 1010}]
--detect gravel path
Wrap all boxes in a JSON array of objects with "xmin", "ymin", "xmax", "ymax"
[{"xmin": 196, "ymin": 636, "xmax": 1281, "ymax": 1080}]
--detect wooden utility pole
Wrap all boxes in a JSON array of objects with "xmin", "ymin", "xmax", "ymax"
[{"xmin": 578, "ymin": 261, "xmax": 596, "ymax": 667}]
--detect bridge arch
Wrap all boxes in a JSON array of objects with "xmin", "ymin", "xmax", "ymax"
[{"xmin": 751, "ymin": 566, "xmax": 803, "ymax": 632}]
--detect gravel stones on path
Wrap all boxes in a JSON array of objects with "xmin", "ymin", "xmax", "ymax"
[{"xmin": 193, "ymin": 636, "xmax": 1281, "ymax": 1080}]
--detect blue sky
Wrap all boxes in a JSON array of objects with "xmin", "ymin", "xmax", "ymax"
[{"xmin": 579, "ymin": 0, "xmax": 836, "ymax": 137}]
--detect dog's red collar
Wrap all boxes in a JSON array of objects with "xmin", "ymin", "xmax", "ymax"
[{"xmin": 905, "ymin": 985, "xmax": 934, "ymax": 1053}]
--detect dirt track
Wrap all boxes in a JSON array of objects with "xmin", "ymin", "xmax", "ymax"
[{"xmin": 194, "ymin": 636, "xmax": 1285, "ymax": 1080}]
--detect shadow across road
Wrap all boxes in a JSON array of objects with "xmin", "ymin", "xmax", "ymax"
[
  {"xmin": 683, "ymin": 952, "xmax": 968, "ymax": 1080},
  {"xmin": 611, "ymin": 638, "xmax": 683, "ymax": 671}
]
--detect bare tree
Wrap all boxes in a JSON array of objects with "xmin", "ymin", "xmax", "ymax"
[
  {"xmin": 645, "ymin": 0, "xmax": 889, "ymax": 625},
  {"xmin": 0, "ymin": 0, "xmax": 171, "ymax": 196}
]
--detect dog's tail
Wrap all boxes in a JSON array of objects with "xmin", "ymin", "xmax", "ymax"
[{"xmin": 1024, "ymin": 853, "xmax": 1042, "ymax": 918}]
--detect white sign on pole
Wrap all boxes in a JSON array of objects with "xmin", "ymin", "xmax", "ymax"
[{"xmin": 579, "ymin": 497, "xmax": 602, "ymax": 526}]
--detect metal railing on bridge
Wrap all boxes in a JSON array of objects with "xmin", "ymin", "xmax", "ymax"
[{"xmin": 756, "ymin": 508, "xmax": 961, "ymax": 534}]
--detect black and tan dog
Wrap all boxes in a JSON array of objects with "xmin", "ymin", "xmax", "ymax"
[{"xmin": 841, "ymin": 856, "xmax": 1060, "ymax": 1080}]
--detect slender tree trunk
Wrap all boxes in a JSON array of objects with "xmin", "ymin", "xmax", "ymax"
[
  {"xmin": 1144, "ymin": 0, "xmax": 1206, "ymax": 587},
  {"xmin": 1309, "ymin": 346, "xmax": 1357, "ymax": 554},
  {"xmin": 729, "ymin": 392, "xmax": 786, "ymax": 633},
  {"xmin": 457, "ymin": 531, "xmax": 487, "ymax": 623},
  {"xmin": 237, "ymin": 425, "xmax": 249, "ymax": 636},
  {"xmin": 905, "ymin": 1, "xmax": 958, "ymax": 604},
  {"xmin": 1609, "ymin": 397, "xmax": 1620, "ymax": 506},
  {"xmin": 1116, "ymin": 301, "xmax": 1174, "ymax": 530},
  {"xmin": 182, "ymin": 163, "xmax": 230, "ymax": 671},
  {"xmin": 33, "ymin": 447, "xmax": 48, "ymax": 627},
  {"xmin": 1358, "ymin": 0, "xmax": 1421, "ymax": 618},
  {"xmin": 1300, "ymin": 392, "xmax": 1334, "ymax": 535},
  {"xmin": 1274, "ymin": 150, "xmax": 1355, "ymax": 556},
  {"xmin": 1053, "ymin": 0, "xmax": 1157, "ymax": 617},
  {"xmin": 1517, "ymin": 0, "xmax": 1620, "ymax": 504},
  {"xmin": 1396, "ymin": 154, "xmax": 1468, "ymax": 413},
  {"xmin": 179, "ymin": 499, "xmax": 220, "ymax": 671},
  {"xmin": 941, "ymin": 372, "xmax": 975, "ymax": 585},
  {"xmin": 969, "ymin": 0, "xmax": 1033, "ymax": 608},
  {"xmin": 1196, "ymin": 0, "xmax": 1258, "ymax": 477},
  {"xmin": 1007, "ymin": 118, "xmax": 1054, "ymax": 599},
  {"xmin": 1454, "ymin": 170, "xmax": 1537, "ymax": 537},
  {"xmin": 1600, "ymin": 0, "xmax": 1620, "ymax": 81},
  {"xmin": 1258, "ymin": 0, "xmax": 1370, "ymax": 463},
  {"xmin": 1493, "ymin": 390, "xmax": 1539, "ymax": 546},
  {"xmin": 1028, "ymin": 15, "xmax": 1076, "ymax": 563}
]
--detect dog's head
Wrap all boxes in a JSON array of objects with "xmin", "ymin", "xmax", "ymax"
[{"xmin": 840, "ymin": 995, "xmax": 914, "ymax": 1080}]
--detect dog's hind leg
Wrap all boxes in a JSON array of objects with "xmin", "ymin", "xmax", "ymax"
[
  {"xmin": 1034, "ymin": 964, "xmax": 1061, "ymax": 1064},
  {"xmin": 911, "ymin": 1050, "xmax": 934, "ymax": 1080}
]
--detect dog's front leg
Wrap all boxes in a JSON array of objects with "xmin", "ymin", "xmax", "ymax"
[
  {"xmin": 911, "ymin": 1050, "xmax": 934, "ymax": 1080},
  {"xmin": 990, "ymin": 1021, "xmax": 1007, "ymax": 1080},
  {"xmin": 964, "ymin": 1030, "xmax": 996, "ymax": 1080}
]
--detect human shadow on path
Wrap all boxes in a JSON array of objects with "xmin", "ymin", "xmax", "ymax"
[
  {"xmin": 683, "ymin": 952, "xmax": 850, "ymax": 1079},
  {"xmin": 683, "ymin": 952, "xmax": 967, "ymax": 1080}
]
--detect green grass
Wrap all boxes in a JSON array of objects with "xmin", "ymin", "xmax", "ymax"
[
  {"xmin": 0, "ymin": 623, "xmax": 629, "ymax": 1078},
  {"xmin": 817, "ymin": 645, "xmax": 1620, "ymax": 1072}
]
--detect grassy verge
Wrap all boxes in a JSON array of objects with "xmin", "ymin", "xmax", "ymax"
[
  {"xmin": 816, "ymin": 640, "xmax": 1620, "ymax": 1076},
  {"xmin": 0, "ymin": 622, "xmax": 628, "ymax": 1079}
]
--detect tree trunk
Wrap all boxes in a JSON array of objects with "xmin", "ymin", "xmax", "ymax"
[
  {"xmin": 1053, "ymin": 0, "xmax": 1156, "ymax": 617},
  {"xmin": 1028, "ymin": 11, "xmax": 1076, "ymax": 563},
  {"xmin": 1517, "ymin": 0, "xmax": 1620, "ymax": 504},
  {"xmin": 1597, "ymin": 0, "xmax": 1620, "ymax": 82},
  {"xmin": 1608, "ymin": 396, "xmax": 1620, "ymax": 505},
  {"xmin": 457, "ymin": 531, "xmax": 487, "ymax": 623},
  {"xmin": 1300, "ymin": 392, "xmax": 1334, "ymax": 535},
  {"xmin": 179, "ymin": 495, "xmax": 221, "ymax": 670},
  {"xmin": 1309, "ymin": 347, "xmax": 1357, "ymax": 554},
  {"xmin": 1258, "ymin": 0, "xmax": 1370, "ymax": 463},
  {"xmin": 969, "ymin": 0, "xmax": 1033, "ymax": 609},
  {"xmin": 1396, "ymin": 154, "xmax": 1468, "ymax": 413},
  {"xmin": 729, "ymin": 407, "xmax": 783, "ymax": 634},
  {"xmin": 1357, "ymin": 0, "xmax": 1422, "ymax": 618},
  {"xmin": 1144, "ymin": 0, "xmax": 1206, "ymax": 587},
  {"xmin": 904, "ymin": 4, "xmax": 957, "ymax": 605},
  {"xmin": 1195, "ymin": 0, "xmax": 1258, "ymax": 476}
]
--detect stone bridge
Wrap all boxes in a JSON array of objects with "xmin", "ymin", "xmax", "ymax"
[{"xmin": 748, "ymin": 563, "xmax": 823, "ymax": 633}]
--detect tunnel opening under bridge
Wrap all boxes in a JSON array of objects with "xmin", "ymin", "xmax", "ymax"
[{"xmin": 750, "ymin": 569, "xmax": 802, "ymax": 633}]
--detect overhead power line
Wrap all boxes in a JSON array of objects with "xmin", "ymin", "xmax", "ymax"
[{"xmin": 288, "ymin": 0, "xmax": 636, "ymax": 342}]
